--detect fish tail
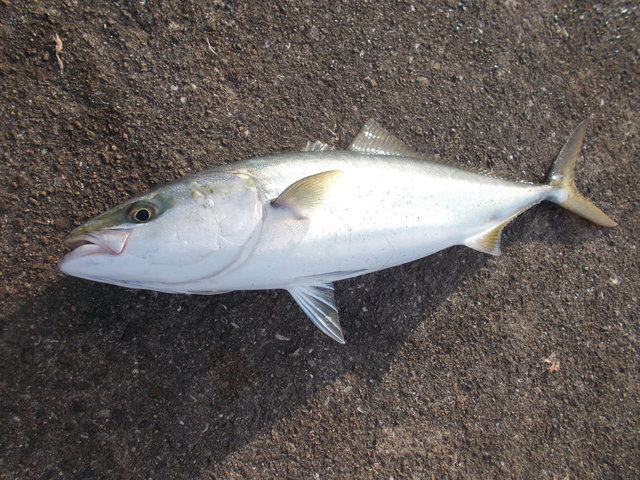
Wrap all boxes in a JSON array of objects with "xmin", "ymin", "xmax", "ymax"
[{"xmin": 545, "ymin": 121, "xmax": 617, "ymax": 227}]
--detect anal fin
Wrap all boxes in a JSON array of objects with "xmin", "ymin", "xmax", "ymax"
[
  {"xmin": 287, "ymin": 282, "xmax": 345, "ymax": 343},
  {"xmin": 464, "ymin": 218, "xmax": 513, "ymax": 256}
]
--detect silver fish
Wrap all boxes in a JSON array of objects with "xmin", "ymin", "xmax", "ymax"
[{"xmin": 59, "ymin": 120, "xmax": 616, "ymax": 343}]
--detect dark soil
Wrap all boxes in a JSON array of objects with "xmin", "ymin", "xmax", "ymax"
[{"xmin": 1, "ymin": 1, "xmax": 638, "ymax": 479}]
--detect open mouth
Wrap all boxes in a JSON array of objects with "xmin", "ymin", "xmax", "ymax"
[{"xmin": 63, "ymin": 230, "xmax": 130, "ymax": 261}]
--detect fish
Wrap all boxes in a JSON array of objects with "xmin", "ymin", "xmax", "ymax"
[{"xmin": 59, "ymin": 120, "xmax": 616, "ymax": 343}]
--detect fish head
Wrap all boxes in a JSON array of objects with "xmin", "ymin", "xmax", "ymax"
[{"xmin": 58, "ymin": 172, "xmax": 263, "ymax": 291}]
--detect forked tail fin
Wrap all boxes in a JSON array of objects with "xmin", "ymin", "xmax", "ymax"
[{"xmin": 546, "ymin": 121, "xmax": 617, "ymax": 227}]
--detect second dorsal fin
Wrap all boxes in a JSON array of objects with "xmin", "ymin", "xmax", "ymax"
[{"xmin": 348, "ymin": 119, "xmax": 433, "ymax": 160}]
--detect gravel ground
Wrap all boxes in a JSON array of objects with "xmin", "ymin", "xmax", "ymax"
[{"xmin": 1, "ymin": 1, "xmax": 638, "ymax": 479}]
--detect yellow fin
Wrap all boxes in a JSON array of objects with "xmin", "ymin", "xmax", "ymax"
[
  {"xmin": 271, "ymin": 170, "xmax": 343, "ymax": 219},
  {"xmin": 546, "ymin": 121, "xmax": 617, "ymax": 227},
  {"xmin": 464, "ymin": 218, "xmax": 513, "ymax": 256}
]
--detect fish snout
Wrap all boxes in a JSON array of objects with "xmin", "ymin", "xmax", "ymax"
[{"xmin": 64, "ymin": 229, "xmax": 130, "ymax": 256}]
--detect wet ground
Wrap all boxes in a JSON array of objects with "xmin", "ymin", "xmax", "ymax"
[{"xmin": 1, "ymin": 1, "xmax": 638, "ymax": 479}]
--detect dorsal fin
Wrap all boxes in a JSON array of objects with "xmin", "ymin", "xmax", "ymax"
[
  {"xmin": 348, "ymin": 119, "xmax": 433, "ymax": 160},
  {"xmin": 304, "ymin": 140, "xmax": 334, "ymax": 152},
  {"xmin": 271, "ymin": 170, "xmax": 343, "ymax": 219}
]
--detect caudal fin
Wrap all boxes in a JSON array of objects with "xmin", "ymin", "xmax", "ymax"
[{"xmin": 546, "ymin": 121, "xmax": 617, "ymax": 227}]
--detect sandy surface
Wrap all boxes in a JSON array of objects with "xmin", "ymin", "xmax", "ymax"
[{"xmin": 1, "ymin": 1, "xmax": 638, "ymax": 479}]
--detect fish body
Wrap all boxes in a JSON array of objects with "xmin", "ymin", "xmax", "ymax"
[
  {"xmin": 59, "ymin": 120, "xmax": 616, "ymax": 343},
  {"xmin": 203, "ymin": 152, "xmax": 547, "ymax": 289}
]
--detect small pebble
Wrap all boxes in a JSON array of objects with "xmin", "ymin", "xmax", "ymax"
[{"xmin": 308, "ymin": 25, "xmax": 320, "ymax": 40}]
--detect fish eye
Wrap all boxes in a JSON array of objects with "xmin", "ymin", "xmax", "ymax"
[{"xmin": 128, "ymin": 202, "xmax": 156, "ymax": 224}]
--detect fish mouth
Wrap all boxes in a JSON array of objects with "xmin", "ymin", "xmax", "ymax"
[{"xmin": 63, "ymin": 230, "xmax": 130, "ymax": 261}]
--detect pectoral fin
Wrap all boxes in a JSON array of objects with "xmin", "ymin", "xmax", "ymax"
[
  {"xmin": 287, "ymin": 282, "xmax": 345, "ymax": 343},
  {"xmin": 271, "ymin": 170, "xmax": 342, "ymax": 219}
]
